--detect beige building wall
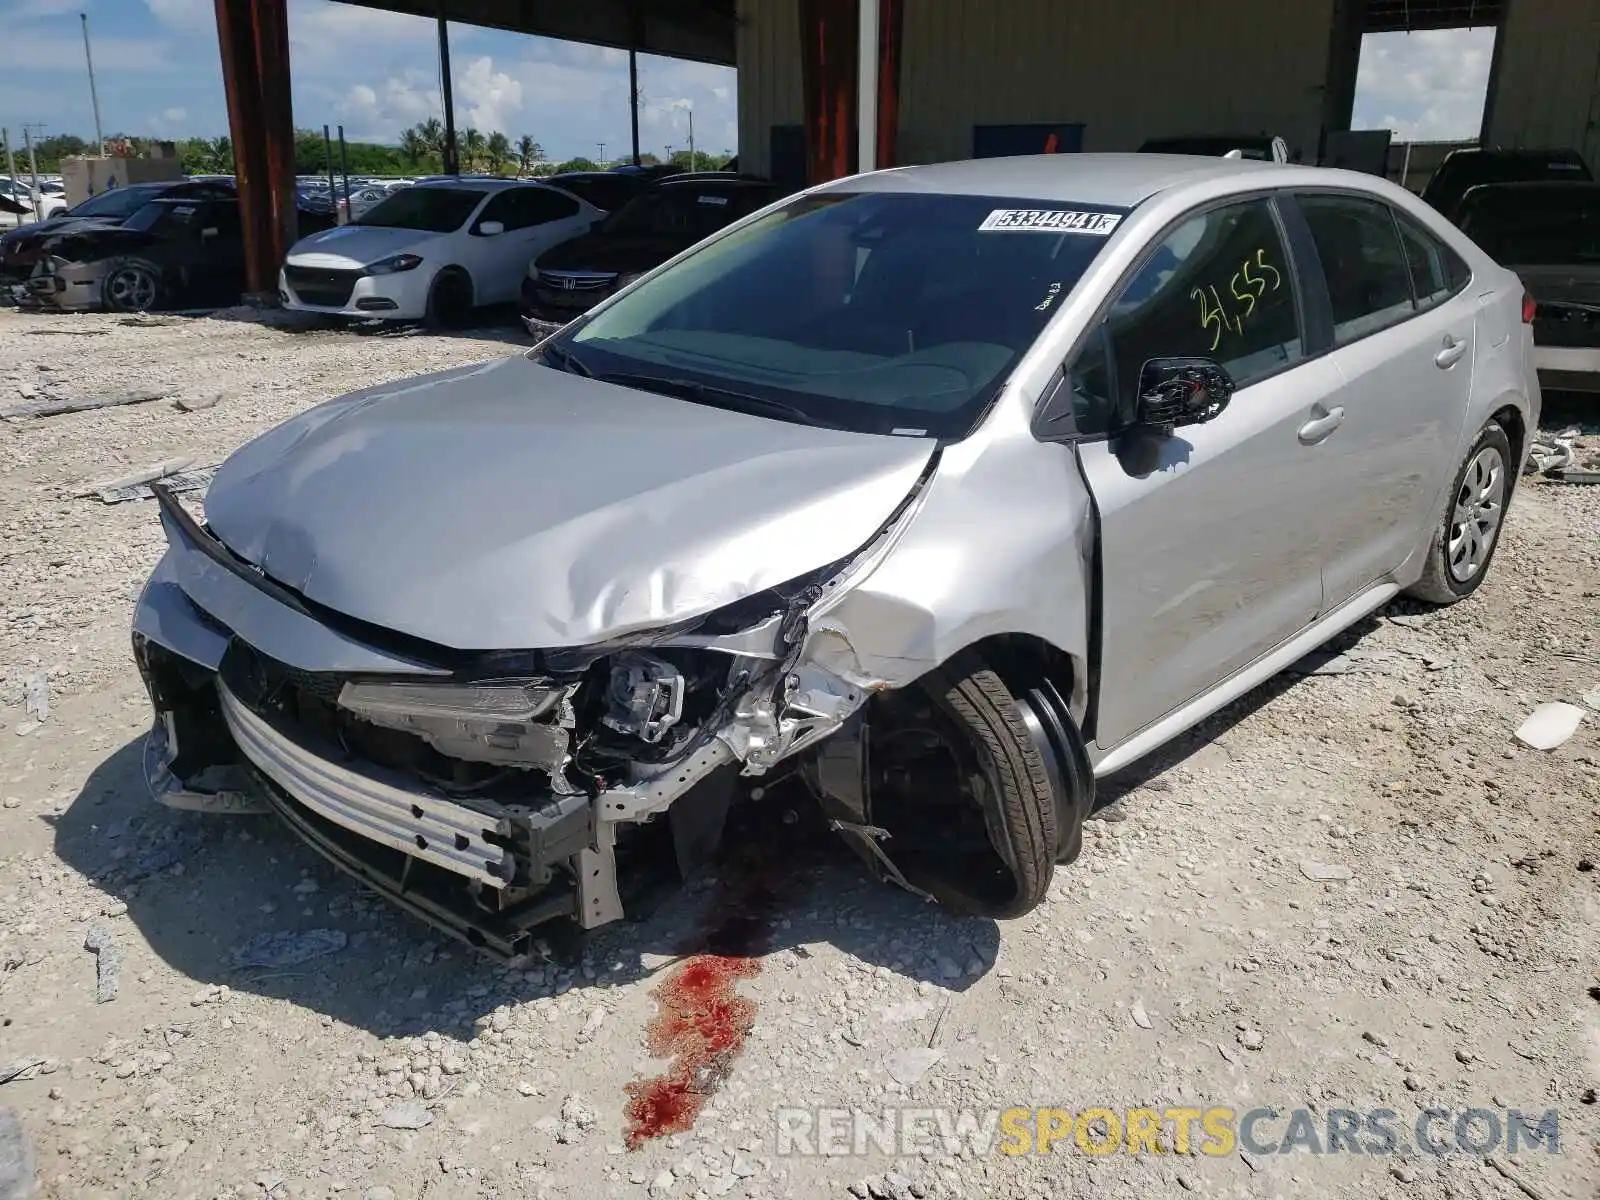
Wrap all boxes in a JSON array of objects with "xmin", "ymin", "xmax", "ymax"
[
  {"xmin": 1486, "ymin": 0, "xmax": 1600, "ymax": 165},
  {"xmin": 736, "ymin": 0, "xmax": 1341, "ymax": 175}
]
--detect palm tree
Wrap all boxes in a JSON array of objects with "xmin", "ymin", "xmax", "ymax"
[
  {"xmin": 399, "ymin": 126, "xmax": 426, "ymax": 168},
  {"xmin": 205, "ymin": 136, "xmax": 233, "ymax": 174},
  {"xmin": 515, "ymin": 134, "xmax": 542, "ymax": 176},
  {"xmin": 418, "ymin": 117, "xmax": 445, "ymax": 164},
  {"xmin": 461, "ymin": 128, "xmax": 486, "ymax": 172},
  {"xmin": 485, "ymin": 131, "xmax": 511, "ymax": 177}
]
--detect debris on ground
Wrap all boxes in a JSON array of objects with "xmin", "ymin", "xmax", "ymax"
[
  {"xmin": 21, "ymin": 674, "xmax": 46, "ymax": 723},
  {"xmin": 376, "ymin": 1101, "xmax": 433, "ymax": 1131},
  {"xmin": 93, "ymin": 466, "xmax": 217, "ymax": 505},
  {"xmin": 229, "ymin": 928, "xmax": 348, "ymax": 969},
  {"xmin": 1513, "ymin": 702, "xmax": 1586, "ymax": 750},
  {"xmin": 1299, "ymin": 859, "xmax": 1356, "ymax": 882},
  {"xmin": 0, "ymin": 1060, "xmax": 47, "ymax": 1088},
  {"xmin": 173, "ymin": 392, "xmax": 222, "ymax": 413},
  {"xmin": 0, "ymin": 387, "xmax": 165, "ymax": 421},
  {"xmin": 884, "ymin": 1046, "xmax": 944, "ymax": 1086},
  {"xmin": 74, "ymin": 456, "xmax": 194, "ymax": 500},
  {"xmin": 82, "ymin": 923, "xmax": 121, "ymax": 1003}
]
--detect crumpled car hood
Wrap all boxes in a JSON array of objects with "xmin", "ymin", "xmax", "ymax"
[{"xmin": 202, "ymin": 354, "xmax": 936, "ymax": 652}]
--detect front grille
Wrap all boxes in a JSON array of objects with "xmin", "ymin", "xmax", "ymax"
[
  {"xmin": 285, "ymin": 264, "xmax": 361, "ymax": 307},
  {"xmin": 1534, "ymin": 303, "xmax": 1600, "ymax": 349},
  {"xmin": 539, "ymin": 270, "xmax": 617, "ymax": 292}
]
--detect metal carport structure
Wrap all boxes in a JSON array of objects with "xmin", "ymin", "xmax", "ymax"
[{"xmin": 211, "ymin": 0, "xmax": 1598, "ymax": 302}]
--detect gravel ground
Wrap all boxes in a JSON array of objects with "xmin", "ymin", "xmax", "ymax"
[{"xmin": 0, "ymin": 306, "xmax": 1597, "ymax": 1200}]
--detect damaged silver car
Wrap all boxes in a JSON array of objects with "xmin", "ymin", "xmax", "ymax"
[{"xmin": 134, "ymin": 154, "xmax": 1539, "ymax": 957}]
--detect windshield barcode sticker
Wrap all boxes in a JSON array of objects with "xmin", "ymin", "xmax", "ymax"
[{"xmin": 979, "ymin": 209, "xmax": 1122, "ymax": 234}]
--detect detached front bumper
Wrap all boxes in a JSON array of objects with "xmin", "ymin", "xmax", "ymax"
[{"xmin": 25, "ymin": 259, "xmax": 104, "ymax": 312}]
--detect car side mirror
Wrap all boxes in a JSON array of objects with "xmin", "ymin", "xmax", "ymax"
[
  {"xmin": 1133, "ymin": 358, "xmax": 1235, "ymax": 434},
  {"xmin": 477, "ymin": 219, "xmax": 505, "ymax": 236}
]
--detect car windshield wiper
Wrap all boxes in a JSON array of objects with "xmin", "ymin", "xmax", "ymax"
[
  {"xmin": 540, "ymin": 342, "xmax": 592, "ymax": 377},
  {"xmin": 595, "ymin": 371, "xmax": 831, "ymax": 428}
]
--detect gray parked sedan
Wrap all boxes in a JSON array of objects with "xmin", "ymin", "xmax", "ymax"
[{"xmin": 133, "ymin": 154, "xmax": 1538, "ymax": 957}]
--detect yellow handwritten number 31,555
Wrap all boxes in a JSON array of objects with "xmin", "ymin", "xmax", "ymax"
[{"xmin": 1192, "ymin": 249, "xmax": 1281, "ymax": 352}]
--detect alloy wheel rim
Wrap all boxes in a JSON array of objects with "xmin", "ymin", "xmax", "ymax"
[
  {"xmin": 1447, "ymin": 445, "xmax": 1506, "ymax": 583},
  {"xmin": 109, "ymin": 267, "xmax": 156, "ymax": 311}
]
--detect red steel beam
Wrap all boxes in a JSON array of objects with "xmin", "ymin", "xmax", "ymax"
[
  {"xmin": 800, "ymin": 0, "xmax": 903, "ymax": 184},
  {"xmin": 214, "ymin": 0, "xmax": 294, "ymax": 300}
]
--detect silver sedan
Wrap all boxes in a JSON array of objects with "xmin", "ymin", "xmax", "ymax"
[{"xmin": 132, "ymin": 154, "xmax": 1537, "ymax": 957}]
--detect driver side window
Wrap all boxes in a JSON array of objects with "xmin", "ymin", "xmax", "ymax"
[{"xmin": 1069, "ymin": 198, "xmax": 1303, "ymax": 433}]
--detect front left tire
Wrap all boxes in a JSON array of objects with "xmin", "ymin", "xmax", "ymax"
[{"xmin": 101, "ymin": 258, "xmax": 162, "ymax": 313}]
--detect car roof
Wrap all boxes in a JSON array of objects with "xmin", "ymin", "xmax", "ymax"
[
  {"xmin": 656, "ymin": 174, "xmax": 777, "ymax": 191},
  {"xmin": 815, "ymin": 153, "xmax": 1276, "ymax": 207},
  {"xmin": 411, "ymin": 177, "xmax": 529, "ymax": 191}
]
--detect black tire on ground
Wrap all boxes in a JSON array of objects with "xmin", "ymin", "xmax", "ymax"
[
  {"xmin": 424, "ymin": 268, "xmax": 474, "ymax": 330},
  {"xmin": 904, "ymin": 656, "xmax": 1058, "ymax": 920},
  {"xmin": 101, "ymin": 258, "xmax": 163, "ymax": 313},
  {"xmin": 1405, "ymin": 420, "xmax": 1515, "ymax": 605}
]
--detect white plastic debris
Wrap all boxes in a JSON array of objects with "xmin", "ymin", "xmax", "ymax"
[
  {"xmin": 22, "ymin": 674, "xmax": 47, "ymax": 723},
  {"xmin": 1514, "ymin": 703, "xmax": 1585, "ymax": 750},
  {"xmin": 1299, "ymin": 860, "xmax": 1355, "ymax": 883},
  {"xmin": 884, "ymin": 1047, "xmax": 945, "ymax": 1086},
  {"xmin": 376, "ymin": 1101, "xmax": 432, "ymax": 1130},
  {"xmin": 1130, "ymin": 999, "xmax": 1154, "ymax": 1029}
]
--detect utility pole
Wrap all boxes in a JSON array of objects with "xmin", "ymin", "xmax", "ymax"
[
  {"xmin": 629, "ymin": 49, "xmax": 641, "ymax": 166},
  {"xmin": 436, "ymin": 1, "xmax": 458, "ymax": 174},
  {"xmin": 81, "ymin": 11, "xmax": 105, "ymax": 154},
  {"xmin": 2, "ymin": 128, "xmax": 17, "ymax": 195},
  {"xmin": 685, "ymin": 105, "xmax": 695, "ymax": 172},
  {"xmin": 21, "ymin": 124, "xmax": 45, "ymax": 222},
  {"xmin": 597, "ymin": 142, "xmax": 607, "ymax": 166}
]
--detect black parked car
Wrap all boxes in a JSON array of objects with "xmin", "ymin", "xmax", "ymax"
[
  {"xmin": 1, "ymin": 178, "xmax": 240, "ymax": 287},
  {"xmin": 1455, "ymin": 181, "xmax": 1600, "ymax": 395},
  {"xmin": 521, "ymin": 175, "xmax": 785, "ymax": 327},
  {"xmin": 1420, "ymin": 147, "xmax": 1592, "ymax": 223},
  {"xmin": 26, "ymin": 195, "xmax": 332, "ymax": 313},
  {"xmin": 542, "ymin": 170, "xmax": 660, "ymax": 215}
]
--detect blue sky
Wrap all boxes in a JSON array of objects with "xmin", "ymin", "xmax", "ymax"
[
  {"xmin": 0, "ymin": 2, "xmax": 1489, "ymax": 158},
  {"xmin": 0, "ymin": 0, "xmax": 737, "ymax": 160}
]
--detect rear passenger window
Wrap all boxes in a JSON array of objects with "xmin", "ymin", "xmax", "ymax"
[
  {"xmin": 1299, "ymin": 195, "xmax": 1416, "ymax": 344},
  {"xmin": 1394, "ymin": 213, "xmax": 1468, "ymax": 309},
  {"xmin": 1069, "ymin": 198, "xmax": 1303, "ymax": 433}
]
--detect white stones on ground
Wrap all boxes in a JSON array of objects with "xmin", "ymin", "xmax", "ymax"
[
  {"xmin": 1299, "ymin": 860, "xmax": 1355, "ymax": 883},
  {"xmin": 885, "ymin": 1047, "xmax": 945, "ymax": 1086}
]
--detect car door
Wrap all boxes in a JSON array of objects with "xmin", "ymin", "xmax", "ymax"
[
  {"xmin": 459, "ymin": 187, "xmax": 555, "ymax": 304},
  {"xmin": 1071, "ymin": 195, "xmax": 1342, "ymax": 752},
  {"xmin": 1290, "ymin": 193, "xmax": 1475, "ymax": 611},
  {"xmin": 189, "ymin": 199, "xmax": 246, "ymax": 302}
]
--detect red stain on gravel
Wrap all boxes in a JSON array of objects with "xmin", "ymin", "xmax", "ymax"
[
  {"xmin": 623, "ymin": 953, "xmax": 761, "ymax": 1148},
  {"xmin": 624, "ymin": 814, "xmax": 801, "ymax": 1150}
]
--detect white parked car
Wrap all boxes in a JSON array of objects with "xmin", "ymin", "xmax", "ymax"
[{"xmin": 279, "ymin": 179, "xmax": 601, "ymax": 325}]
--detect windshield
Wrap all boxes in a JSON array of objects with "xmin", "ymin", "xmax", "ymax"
[
  {"xmin": 554, "ymin": 191, "xmax": 1128, "ymax": 439},
  {"xmin": 70, "ymin": 187, "xmax": 167, "ymax": 219},
  {"xmin": 356, "ymin": 186, "xmax": 482, "ymax": 232},
  {"xmin": 1424, "ymin": 154, "xmax": 1592, "ymax": 211},
  {"xmin": 600, "ymin": 186, "xmax": 771, "ymax": 238},
  {"xmin": 1459, "ymin": 189, "xmax": 1600, "ymax": 264}
]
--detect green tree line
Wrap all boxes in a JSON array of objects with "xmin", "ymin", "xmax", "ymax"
[{"xmin": 11, "ymin": 126, "xmax": 732, "ymax": 180}]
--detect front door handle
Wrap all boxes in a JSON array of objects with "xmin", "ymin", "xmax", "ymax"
[
  {"xmin": 1298, "ymin": 405, "xmax": 1345, "ymax": 444},
  {"xmin": 1435, "ymin": 335, "xmax": 1468, "ymax": 368}
]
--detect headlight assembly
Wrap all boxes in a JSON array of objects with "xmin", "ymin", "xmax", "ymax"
[{"xmin": 365, "ymin": 253, "xmax": 424, "ymax": 276}]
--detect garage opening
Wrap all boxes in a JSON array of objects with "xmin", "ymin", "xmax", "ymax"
[{"xmin": 1350, "ymin": 22, "xmax": 1498, "ymax": 191}]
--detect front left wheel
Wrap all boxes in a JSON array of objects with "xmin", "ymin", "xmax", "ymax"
[
  {"xmin": 868, "ymin": 655, "xmax": 1061, "ymax": 919},
  {"xmin": 102, "ymin": 258, "xmax": 162, "ymax": 313}
]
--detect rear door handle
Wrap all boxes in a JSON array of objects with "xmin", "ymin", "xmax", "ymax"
[
  {"xmin": 1435, "ymin": 335, "xmax": 1468, "ymax": 368},
  {"xmin": 1298, "ymin": 405, "xmax": 1345, "ymax": 444}
]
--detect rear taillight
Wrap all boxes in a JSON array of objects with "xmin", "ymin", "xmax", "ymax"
[{"xmin": 1521, "ymin": 291, "xmax": 1537, "ymax": 324}]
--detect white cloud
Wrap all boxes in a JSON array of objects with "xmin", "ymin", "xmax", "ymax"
[
  {"xmin": 162, "ymin": 106, "xmax": 186, "ymax": 123},
  {"xmin": 334, "ymin": 70, "xmax": 441, "ymax": 141},
  {"xmin": 142, "ymin": 0, "xmax": 213, "ymax": 30},
  {"xmin": 1352, "ymin": 28, "xmax": 1495, "ymax": 142},
  {"xmin": 456, "ymin": 56, "xmax": 523, "ymax": 134}
]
